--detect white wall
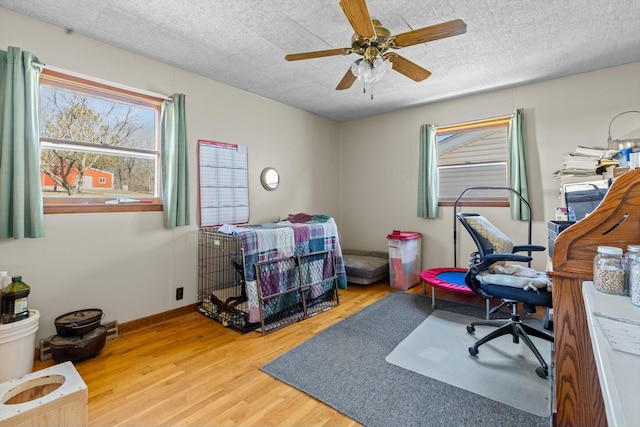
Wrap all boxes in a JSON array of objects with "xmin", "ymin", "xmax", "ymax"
[
  {"xmin": 0, "ymin": 9, "xmax": 341, "ymax": 340},
  {"xmin": 339, "ymin": 62, "xmax": 640, "ymax": 272}
]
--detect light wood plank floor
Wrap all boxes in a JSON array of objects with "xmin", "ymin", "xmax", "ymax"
[{"xmin": 32, "ymin": 281, "xmax": 514, "ymax": 427}]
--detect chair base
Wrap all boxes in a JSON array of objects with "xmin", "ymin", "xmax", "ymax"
[{"xmin": 466, "ymin": 313, "xmax": 554, "ymax": 378}]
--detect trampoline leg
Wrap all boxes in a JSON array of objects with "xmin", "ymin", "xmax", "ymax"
[
  {"xmin": 431, "ymin": 286, "xmax": 436, "ymax": 309},
  {"xmin": 485, "ymin": 299, "xmax": 490, "ymax": 320}
]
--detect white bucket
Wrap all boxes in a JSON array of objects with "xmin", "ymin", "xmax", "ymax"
[{"xmin": 0, "ymin": 309, "xmax": 40, "ymax": 383}]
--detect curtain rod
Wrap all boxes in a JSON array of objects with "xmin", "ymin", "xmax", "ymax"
[
  {"xmin": 438, "ymin": 112, "xmax": 513, "ymax": 130},
  {"xmin": 43, "ymin": 64, "xmax": 172, "ymax": 101}
]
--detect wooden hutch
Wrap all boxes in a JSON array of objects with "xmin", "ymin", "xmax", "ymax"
[{"xmin": 551, "ymin": 168, "xmax": 640, "ymax": 426}]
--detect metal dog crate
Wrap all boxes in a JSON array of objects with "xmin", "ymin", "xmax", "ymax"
[
  {"xmin": 198, "ymin": 228, "xmax": 340, "ymax": 334},
  {"xmin": 198, "ymin": 229, "xmax": 258, "ymax": 333}
]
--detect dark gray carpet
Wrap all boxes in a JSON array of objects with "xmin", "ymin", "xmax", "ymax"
[{"xmin": 260, "ymin": 291, "xmax": 551, "ymax": 427}]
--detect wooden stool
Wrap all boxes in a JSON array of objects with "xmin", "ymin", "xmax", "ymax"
[{"xmin": 0, "ymin": 361, "xmax": 87, "ymax": 427}]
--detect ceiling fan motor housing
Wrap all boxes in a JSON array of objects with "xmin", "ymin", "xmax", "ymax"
[{"xmin": 351, "ymin": 19, "xmax": 392, "ymax": 64}]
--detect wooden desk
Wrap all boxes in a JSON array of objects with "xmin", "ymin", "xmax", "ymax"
[
  {"xmin": 582, "ymin": 281, "xmax": 640, "ymax": 426},
  {"xmin": 551, "ymin": 169, "xmax": 640, "ymax": 427}
]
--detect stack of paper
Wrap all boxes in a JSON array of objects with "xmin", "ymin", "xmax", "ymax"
[
  {"xmin": 554, "ymin": 145, "xmax": 619, "ymax": 178},
  {"xmin": 574, "ymin": 146, "xmax": 618, "ymax": 158}
]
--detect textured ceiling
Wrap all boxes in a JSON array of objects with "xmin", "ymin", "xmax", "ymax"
[{"xmin": 2, "ymin": 0, "xmax": 639, "ymax": 122}]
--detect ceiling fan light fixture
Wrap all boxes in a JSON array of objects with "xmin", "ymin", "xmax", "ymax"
[{"xmin": 351, "ymin": 56, "xmax": 391, "ymax": 83}]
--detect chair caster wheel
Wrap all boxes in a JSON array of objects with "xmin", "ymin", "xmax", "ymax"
[
  {"xmin": 535, "ymin": 367, "xmax": 548, "ymax": 378},
  {"xmin": 468, "ymin": 346, "xmax": 479, "ymax": 356},
  {"xmin": 466, "ymin": 325, "xmax": 475, "ymax": 333}
]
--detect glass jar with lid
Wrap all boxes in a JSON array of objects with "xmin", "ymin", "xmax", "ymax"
[
  {"xmin": 628, "ymin": 253, "xmax": 640, "ymax": 307},
  {"xmin": 593, "ymin": 246, "xmax": 626, "ymax": 295},
  {"xmin": 623, "ymin": 244, "xmax": 640, "ymax": 296}
]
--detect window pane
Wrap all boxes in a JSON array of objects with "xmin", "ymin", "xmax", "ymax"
[
  {"xmin": 438, "ymin": 163, "xmax": 508, "ymax": 198},
  {"xmin": 41, "ymin": 149, "xmax": 156, "ymax": 198},
  {"xmin": 435, "ymin": 117, "xmax": 510, "ymax": 204},
  {"xmin": 40, "ymin": 87, "xmax": 156, "ymax": 150},
  {"xmin": 438, "ymin": 128, "xmax": 507, "ymax": 166},
  {"xmin": 38, "ymin": 69, "xmax": 163, "ymax": 211}
]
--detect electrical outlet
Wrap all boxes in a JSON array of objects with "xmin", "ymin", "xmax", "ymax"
[{"xmin": 176, "ymin": 287, "xmax": 184, "ymax": 300}]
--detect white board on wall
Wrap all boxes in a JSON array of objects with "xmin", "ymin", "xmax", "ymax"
[{"xmin": 198, "ymin": 139, "xmax": 249, "ymax": 227}]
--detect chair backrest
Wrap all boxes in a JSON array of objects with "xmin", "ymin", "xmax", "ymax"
[
  {"xmin": 457, "ymin": 213, "xmax": 514, "ymax": 260},
  {"xmin": 456, "ymin": 213, "xmax": 551, "ymax": 305}
]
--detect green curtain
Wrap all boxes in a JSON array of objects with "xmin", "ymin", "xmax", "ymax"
[
  {"xmin": 160, "ymin": 93, "xmax": 190, "ymax": 228},
  {"xmin": 417, "ymin": 124, "xmax": 439, "ymax": 219},
  {"xmin": 0, "ymin": 47, "xmax": 44, "ymax": 239},
  {"xmin": 508, "ymin": 108, "xmax": 530, "ymax": 220}
]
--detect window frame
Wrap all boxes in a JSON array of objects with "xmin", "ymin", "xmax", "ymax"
[
  {"xmin": 39, "ymin": 69, "xmax": 164, "ymax": 214},
  {"xmin": 436, "ymin": 116, "xmax": 511, "ymax": 207}
]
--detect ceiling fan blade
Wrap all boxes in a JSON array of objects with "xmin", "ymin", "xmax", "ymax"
[
  {"xmin": 336, "ymin": 67, "xmax": 357, "ymax": 90},
  {"xmin": 384, "ymin": 53, "xmax": 432, "ymax": 82},
  {"xmin": 393, "ymin": 19, "xmax": 467, "ymax": 48},
  {"xmin": 339, "ymin": 0, "xmax": 375, "ymax": 39},
  {"xmin": 285, "ymin": 48, "xmax": 352, "ymax": 61}
]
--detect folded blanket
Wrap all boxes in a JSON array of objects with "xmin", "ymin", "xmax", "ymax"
[
  {"xmin": 489, "ymin": 263, "xmax": 540, "ymax": 278},
  {"xmin": 481, "ymin": 262, "xmax": 551, "ymax": 290}
]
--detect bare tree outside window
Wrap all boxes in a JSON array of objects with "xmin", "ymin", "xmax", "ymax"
[{"xmin": 38, "ymin": 70, "xmax": 161, "ymax": 209}]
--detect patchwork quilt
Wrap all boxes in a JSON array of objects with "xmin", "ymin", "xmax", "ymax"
[{"xmin": 224, "ymin": 214, "xmax": 346, "ymax": 323}]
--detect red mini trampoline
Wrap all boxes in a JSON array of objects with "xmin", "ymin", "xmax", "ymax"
[{"xmin": 420, "ymin": 267, "xmax": 475, "ymax": 307}]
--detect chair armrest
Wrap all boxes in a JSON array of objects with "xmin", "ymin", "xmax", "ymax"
[
  {"xmin": 470, "ymin": 253, "xmax": 533, "ymax": 274},
  {"xmin": 512, "ymin": 244, "xmax": 546, "ymax": 253},
  {"xmin": 486, "ymin": 253, "xmax": 533, "ymax": 263}
]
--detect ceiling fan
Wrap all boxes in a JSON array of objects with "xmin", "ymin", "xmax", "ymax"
[{"xmin": 285, "ymin": 0, "xmax": 467, "ymax": 91}]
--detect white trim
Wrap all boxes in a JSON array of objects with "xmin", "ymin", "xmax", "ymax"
[
  {"xmin": 43, "ymin": 65, "xmax": 171, "ymax": 101},
  {"xmin": 41, "ymin": 140, "xmax": 157, "ymax": 159}
]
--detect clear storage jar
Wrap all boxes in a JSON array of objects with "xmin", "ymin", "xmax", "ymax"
[
  {"xmin": 628, "ymin": 253, "xmax": 640, "ymax": 307},
  {"xmin": 593, "ymin": 246, "xmax": 625, "ymax": 295},
  {"xmin": 624, "ymin": 244, "xmax": 640, "ymax": 296}
]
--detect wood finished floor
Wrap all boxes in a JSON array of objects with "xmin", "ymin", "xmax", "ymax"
[{"xmin": 32, "ymin": 281, "xmax": 521, "ymax": 427}]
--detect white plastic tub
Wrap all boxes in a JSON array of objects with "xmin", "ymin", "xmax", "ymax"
[
  {"xmin": 387, "ymin": 231, "xmax": 422, "ymax": 290},
  {"xmin": 0, "ymin": 309, "xmax": 40, "ymax": 383}
]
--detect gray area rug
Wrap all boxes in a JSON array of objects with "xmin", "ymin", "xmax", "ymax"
[
  {"xmin": 260, "ymin": 291, "xmax": 551, "ymax": 427},
  {"xmin": 386, "ymin": 310, "xmax": 551, "ymax": 417}
]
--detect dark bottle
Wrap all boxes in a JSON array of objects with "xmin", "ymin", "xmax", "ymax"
[{"xmin": 1, "ymin": 276, "xmax": 30, "ymax": 324}]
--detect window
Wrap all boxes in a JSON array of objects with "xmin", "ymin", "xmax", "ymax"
[
  {"xmin": 437, "ymin": 117, "xmax": 510, "ymax": 206},
  {"xmin": 39, "ymin": 69, "xmax": 164, "ymax": 213}
]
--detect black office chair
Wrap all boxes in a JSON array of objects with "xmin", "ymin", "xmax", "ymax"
[{"xmin": 457, "ymin": 212, "xmax": 554, "ymax": 378}]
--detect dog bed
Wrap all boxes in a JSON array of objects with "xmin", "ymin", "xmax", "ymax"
[{"xmin": 342, "ymin": 249, "xmax": 389, "ymax": 285}]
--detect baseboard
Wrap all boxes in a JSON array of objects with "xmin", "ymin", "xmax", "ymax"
[
  {"xmin": 117, "ymin": 303, "xmax": 198, "ymax": 335},
  {"xmin": 35, "ymin": 304, "xmax": 197, "ymax": 361}
]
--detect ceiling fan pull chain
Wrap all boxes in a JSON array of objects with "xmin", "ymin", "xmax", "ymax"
[{"xmin": 370, "ymin": 81, "xmax": 374, "ymax": 100}]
